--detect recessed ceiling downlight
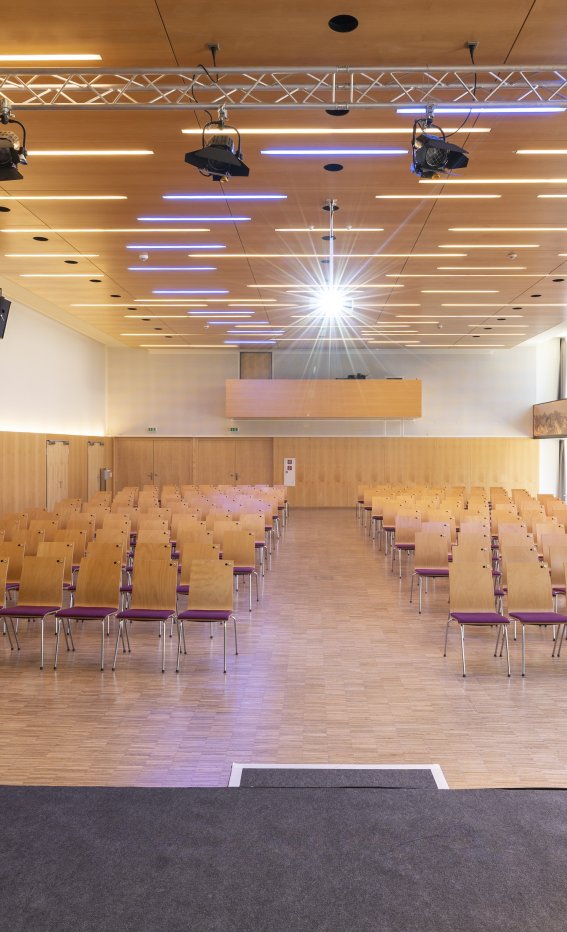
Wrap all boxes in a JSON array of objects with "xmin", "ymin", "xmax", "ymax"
[
  {"xmin": 324, "ymin": 163, "xmax": 344, "ymax": 172},
  {"xmin": 328, "ymin": 14, "xmax": 359, "ymax": 32}
]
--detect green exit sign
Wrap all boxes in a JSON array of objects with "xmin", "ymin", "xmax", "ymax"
[
  {"xmin": 147, "ymin": 427, "xmax": 157, "ymax": 433},
  {"xmin": 228, "ymin": 426, "xmax": 239, "ymax": 433}
]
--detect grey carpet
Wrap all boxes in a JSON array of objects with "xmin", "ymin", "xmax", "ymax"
[
  {"xmin": 238, "ymin": 767, "xmax": 437, "ymax": 788},
  {"xmin": 1, "ymin": 786, "xmax": 567, "ymax": 932}
]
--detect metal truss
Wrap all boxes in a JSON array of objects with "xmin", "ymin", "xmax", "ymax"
[{"xmin": 1, "ymin": 65, "xmax": 567, "ymax": 110}]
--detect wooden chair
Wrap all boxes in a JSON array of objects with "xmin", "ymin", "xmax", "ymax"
[
  {"xmin": 136, "ymin": 529, "xmax": 170, "ymax": 545},
  {"xmin": 54, "ymin": 529, "xmax": 87, "ymax": 575},
  {"xmin": 0, "ymin": 556, "xmax": 65, "ymax": 668},
  {"xmin": 177, "ymin": 541, "xmax": 220, "ymax": 601},
  {"xmin": 12, "ymin": 528, "xmax": 45, "ymax": 556},
  {"xmin": 37, "ymin": 541, "xmax": 74, "ymax": 591},
  {"xmin": 507, "ymin": 562, "xmax": 567, "ymax": 676},
  {"xmin": 0, "ymin": 541, "xmax": 26, "ymax": 596},
  {"xmin": 240, "ymin": 512, "xmax": 269, "ymax": 575},
  {"xmin": 392, "ymin": 514, "xmax": 421, "ymax": 577},
  {"xmin": 66, "ymin": 513, "xmax": 96, "ymax": 542},
  {"xmin": 446, "ymin": 562, "xmax": 510, "ymax": 677},
  {"xmin": 222, "ymin": 529, "xmax": 259, "ymax": 611},
  {"xmin": 410, "ymin": 533, "xmax": 450, "ymax": 613},
  {"xmin": 54, "ymin": 556, "xmax": 122, "ymax": 670},
  {"xmin": 549, "ymin": 545, "xmax": 567, "ymax": 608},
  {"xmin": 113, "ymin": 560, "xmax": 179, "ymax": 672},
  {"xmin": 176, "ymin": 560, "xmax": 237, "ymax": 674},
  {"xmin": 29, "ymin": 519, "xmax": 59, "ymax": 542},
  {"xmin": 0, "ymin": 558, "xmax": 12, "ymax": 647}
]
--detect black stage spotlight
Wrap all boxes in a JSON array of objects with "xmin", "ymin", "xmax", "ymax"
[
  {"xmin": 185, "ymin": 106, "xmax": 249, "ymax": 182},
  {"xmin": 411, "ymin": 114, "xmax": 468, "ymax": 179},
  {"xmin": 0, "ymin": 100, "xmax": 28, "ymax": 182}
]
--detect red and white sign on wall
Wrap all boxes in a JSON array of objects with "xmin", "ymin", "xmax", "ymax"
[{"xmin": 283, "ymin": 457, "xmax": 296, "ymax": 487}]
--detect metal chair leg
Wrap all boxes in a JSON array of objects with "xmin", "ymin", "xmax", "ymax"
[
  {"xmin": 460, "ymin": 624, "xmax": 466, "ymax": 677},
  {"xmin": 522, "ymin": 624, "xmax": 526, "ymax": 676},
  {"xmin": 503, "ymin": 626, "xmax": 511, "ymax": 677},
  {"xmin": 443, "ymin": 618, "xmax": 451, "ymax": 657},
  {"xmin": 223, "ymin": 620, "xmax": 227, "ymax": 674}
]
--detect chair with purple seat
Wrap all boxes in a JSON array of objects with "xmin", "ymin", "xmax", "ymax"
[
  {"xmin": 392, "ymin": 513, "xmax": 421, "ymax": 578},
  {"xmin": 176, "ymin": 540, "xmax": 220, "ymax": 605},
  {"xmin": 176, "ymin": 560, "xmax": 237, "ymax": 674},
  {"xmin": 507, "ymin": 562, "xmax": 567, "ymax": 676},
  {"xmin": 0, "ymin": 555, "xmax": 65, "ymax": 668},
  {"xmin": 221, "ymin": 529, "xmax": 259, "ymax": 612},
  {"xmin": 445, "ymin": 562, "xmax": 510, "ymax": 677},
  {"xmin": 410, "ymin": 532, "xmax": 450, "ymax": 613},
  {"xmin": 54, "ymin": 555, "xmax": 122, "ymax": 670},
  {"xmin": 113, "ymin": 559, "xmax": 178, "ymax": 673}
]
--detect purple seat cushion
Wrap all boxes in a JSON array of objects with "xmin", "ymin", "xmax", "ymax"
[
  {"xmin": 177, "ymin": 609, "xmax": 231, "ymax": 621},
  {"xmin": 176, "ymin": 585, "xmax": 189, "ymax": 595},
  {"xmin": 234, "ymin": 566, "xmax": 254, "ymax": 574},
  {"xmin": 509, "ymin": 611, "xmax": 567, "ymax": 624},
  {"xmin": 56, "ymin": 606, "xmax": 116, "ymax": 619},
  {"xmin": 415, "ymin": 568, "xmax": 449, "ymax": 577},
  {"xmin": 116, "ymin": 609, "xmax": 175, "ymax": 621},
  {"xmin": 5, "ymin": 583, "xmax": 20, "ymax": 591},
  {"xmin": 451, "ymin": 612, "xmax": 507, "ymax": 625},
  {"xmin": 395, "ymin": 543, "xmax": 415, "ymax": 551},
  {"xmin": 552, "ymin": 585, "xmax": 566, "ymax": 594},
  {"xmin": 0, "ymin": 605, "xmax": 58, "ymax": 617},
  {"xmin": 120, "ymin": 585, "xmax": 133, "ymax": 594}
]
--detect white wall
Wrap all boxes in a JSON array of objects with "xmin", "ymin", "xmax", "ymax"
[
  {"xmin": 107, "ymin": 345, "xmax": 541, "ymax": 439},
  {"xmin": 535, "ymin": 339, "xmax": 561, "ymax": 495},
  {"xmin": 0, "ymin": 299, "xmax": 106, "ymax": 435}
]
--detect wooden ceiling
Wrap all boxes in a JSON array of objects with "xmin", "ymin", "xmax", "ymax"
[{"xmin": 2, "ymin": 0, "xmax": 567, "ymax": 352}]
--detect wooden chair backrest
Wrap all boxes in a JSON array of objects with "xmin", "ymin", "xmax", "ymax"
[
  {"xmin": 137, "ymin": 518, "xmax": 169, "ymax": 533},
  {"xmin": 507, "ymin": 562, "xmax": 553, "ymax": 613},
  {"xmin": 74, "ymin": 556, "xmax": 122, "ymax": 608},
  {"xmin": 451, "ymin": 543, "xmax": 491, "ymax": 563},
  {"xmin": 132, "ymin": 542, "xmax": 172, "ymax": 567},
  {"xmin": 187, "ymin": 560, "xmax": 234, "ymax": 613},
  {"xmin": 0, "ymin": 557, "xmax": 8, "ymax": 605},
  {"xmin": 393, "ymin": 515, "xmax": 421, "ymax": 545},
  {"xmin": 103, "ymin": 514, "xmax": 131, "ymax": 536},
  {"xmin": 86, "ymin": 541, "xmax": 123, "ymax": 564},
  {"xmin": 500, "ymin": 546, "xmax": 539, "ymax": 588},
  {"xmin": 29, "ymin": 519, "xmax": 59, "ymax": 542},
  {"xmin": 221, "ymin": 529, "xmax": 256, "ymax": 567},
  {"xmin": 414, "ymin": 532, "xmax": 449, "ymax": 569},
  {"xmin": 542, "ymin": 533, "xmax": 567, "ymax": 567},
  {"xmin": 66, "ymin": 514, "xmax": 96, "ymax": 540},
  {"xmin": 54, "ymin": 529, "xmax": 87, "ymax": 564},
  {"xmin": 178, "ymin": 541, "xmax": 220, "ymax": 585},
  {"xmin": 0, "ymin": 517, "xmax": 21, "ymax": 539},
  {"xmin": 0, "ymin": 542, "xmax": 26, "ymax": 584},
  {"xmin": 94, "ymin": 528, "xmax": 129, "ymax": 561},
  {"xmin": 136, "ymin": 529, "xmax": 170, "ymax": 545},
  {"xmin": 130, "ymin": 560, "xmax": 178, "ymax": 612},
  {"xmin": 549, "ymin": 545, "xmax": 567, "ymax": 586},
  {"xmin": 239, "ymin": 513, "xmax": 266, "ymax": 542},
  {"xmin": 12, "ymin": 528, "xmax": 45, "ymax": 556},
  {"xmin": 18, "ymin": 556, "xmax": 65, "ymax": 607},
  {"xmin": 422, "ymin": 520, "xmax": 455, "ymax": 546},
  {"xmin": 449, "ymin": 563, "xmax": 496, "ymax": 613},
  {"xmin": 143, "ymin": 508, "xmax": 172, "ymax": 526},
  {"xmin": 456, "ymin": 531, "xmax": 491, "ymax": 550},
  {"xmin": 176, "ymin": 527, "xmax": 211, "ymax": 550},
  {"xmin": 205, "ymin": 509, "xmax": 232, "ymax": 531},
  {"xmin": 212, "ymin": 520, "xmax": 240, "ymax": 548},
  {"xmin": 37, "ymin": 541, "xmax": 74, "ymax": 585}
]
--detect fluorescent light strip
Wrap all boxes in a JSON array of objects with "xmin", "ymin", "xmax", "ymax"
[
  {"xmin": 248, "ymin": 284, "xmax": 403, "ymax": 289},
  {"xmin": 405, "ymin": 343, "xmax": 507, "ymax": 347},
  {"xmin": 127, "ymin": 267, "xmax": 216, "ymax": 272},
  {"xmin": 388, "ymin": 273, "xmax": 547, "ymax": 278},
  {"xmin": 539, "ymin": 195, "xmax": 567, "ymax": 199},
  {"xmin": 137, "ymin": 216, "xmax": 250, "ymax": 222},
  {"xmin": 1, "ymin": 228, "xmax": 211, "ymax": 234},
  {"xmin": 164, "ymin": 194, "xmax": 287, "ymax": 201},
  {"xmin": 437, "ymin": 266, "xmax": 527, "ymax": 270},
  {"xmin": 0, "ymin": 53, "xmax": 102, "ymax": 62},
  {"xmin": 275, "ymin": 227, "xmax": 385, "ymax": 233},
  {"xmin": 153, "ymin": 290, "xmax": 229, "ymax": 295},
  {"xmin": 182, "ymin": 127, "xmax": 491, "ymax": 135},
  {"xmin": 163, "ymin": 252, "xmax": 467, "ymax": 259},
  {"xmin": 439, "ymin": 244, "xmax": 538, "ymax": 249},
  {"xmin": 74, "ymin": 304, "xmax": 206, "ymax": 309},
  {"xmin": 228, "ymin": 330, "xmax": 284, "ymax": 335},
  {"xmin": 225, "ymin": 340, "xmax": 277, "ymax": 344},
  {"xmin": 443, "ymin": 302, "xmax": 564, "ymax": 308},
  {"xmin": 261, "ymin": 148, "xmax": 407, "ymax": 156},
  {"xmin": 127, "ymin": 245, "xmax": 225, "ymax": 250},
  {"xmin": 188, "ymin": 311, "xmax": 249, "ymax": 316},
  {"xmin": 20, "ymin": 273, "xmax": 104, "ymax": 278},
  {"xmin": 28, "ymin": 151, "xmax": 153, "ymax": 157},
  {"xmin": 397, "ymin": 314, "xmax": 525, "ymax": 318},
  {"xmin": 125, "ymin": 315, "xmax": 197, "ymax": 319},
  {"xmin": 5, "ymin": 253, "xmax": 99, "ymax": 258},
  {"xmin": 517, "ymin": 150, "xmax": 567, "ymax": 155},
  {"xmin": 451, "ymin": 227, "xmax": 567, "ymax": 232},
  {"xmin": 398, "ymin": 107, "xmax": 565, "ymax": 114},
  {"xmin": 376, "ymin": 194, "xmax": 500, "ymax": 200},
  {"xmin": 139, "ymin": 344, "xmax": 234, "ymax": 348},
  {"xmin": 422, "ymin": 178, "xmax": 567, "ymax": 184},
  {"xmin": 422, "ymin": 290, "xmax": 500, "ymax": 294},
  {"xmin": 0, "ymin": 195, "xmax": 127, "ymax": 201}
]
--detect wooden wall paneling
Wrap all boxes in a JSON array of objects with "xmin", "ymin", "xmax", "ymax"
[
  {"xmin": 194, "ymin": 439, "xmax": 237, "ymax": 486},
  {"xmin": 235, "ymin": 439, "xmax": 274, "ymax": 485},
  {"xmin": 46, "ymin": 440, "xmax": 70, "ymax": 510},
  {"xmin": 153, "ymin": 439, "xmax": 194, "ymax": 487},
  {"xmin": 0, "ymin": 431, "xmax": 47, "ymax": 513},
  {"xmin": 113, "ymin": 438, "xmax": 155, "ymax": 489},
  {"xmin": 87, "ymin": 441, "xmax": 107, "ymax": 499},
  {"xmin": 226, "ymin": 379, "xmax": 422, "ymax": 419}
]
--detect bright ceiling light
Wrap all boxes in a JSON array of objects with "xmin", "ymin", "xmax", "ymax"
[
  {"xmin": 275, "ymin": 227, "xmax": 385, "ymax": 233},
  {"xmin": 1, "ymin": 228, "xmax": 211, "ymax": 234},
  {"xmin": 28, "ymin": 150, "xmax": 153, "ymax": 157},
  {"xmin": 127, "ymin": 266, "xmax": 216, "ymax": 272},
  {"xmin": 0, "ymin": 53, "xmax": 102, "ymax": 62},
  {"xmin": 153, "ymin": 289, "xmax": 229, "ymax": 295},
  {"xmin": 438, "ymin": 243, "xmax": 538, "ymax": 249},
  {"xmin": 163, "ymin": 194, "xmax": 287, "ymax": 200},
  {"xmin": 421, "ymin": 289, "xmax": 499, "ymax": 293},
  {"xmin": 182, "ymin": 127, "xmax": 491, "ymax": 135},
  {"xmin": 437, "ymin": 266, "xmax": 527, "ymax": 270},
  {"xmin": 5, "ymin": 253, "xmax": 99, "ymax": 258},
  {"xmin": 376, "ymin": 194, "xmax": 500, "ymax": 199},
  {"xmin": 314, "ymin": 288, "xmax": 350, "ymax": 320},
  {"xmin": 20, "ymin": 273, "xmax": 104, "ymax": 278},
  {"xmin": 398, "ymin": 107, "xmax": 565, "ymax": 114},
  {"xmin": 422, "ymin": 178, "xmax": 567, "ymax": 184},
  {"xmin": 261, "ymin": 148, "xmax": 407, "ymax": 156},
  {"xmin": 0, "ymin": 195, "xmax": 126, "ymax": 201},
  {"xmin": 517, "ymin": 150, "xmax": 567, "ymax": 155},
  {"xmin": 137, "ymin": 216, "xmax": 250, "ymax": 222},
  {"xmin": 127, "ymin": 244, "xmax": 225, "ymax": 250},
  {"xmin": 451, "ymin": 227, "xmax": 567, "ymax": 232}
]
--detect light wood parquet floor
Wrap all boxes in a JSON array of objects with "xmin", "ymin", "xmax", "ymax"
[{"xmin": 1, "ymin": 508, "xmax": 567, "ymax": 789}]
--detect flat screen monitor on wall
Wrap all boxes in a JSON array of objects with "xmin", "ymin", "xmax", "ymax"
[
  {"xmin": 0, "ymin": 296, "xmax": 11, "ymax": 339},
  {"xmin": 533, "ymin": 399, "xmax": 567, "ymax": 438}
]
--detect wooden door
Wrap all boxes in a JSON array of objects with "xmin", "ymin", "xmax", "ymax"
[
  {"xmin": 46, "ymin": 440, "xmax": 69, "ymax": 509},
  {"xmin": 194, "ymin": 439, "xmax": 237, "ymax": 485},
  {"xmin": 87, "ymin": 441, "xmax": 107, "ymax": 499},
  {"xmin": 153, "ymin": 439, "xmax": 194, "ymax": 487},
  {"xmin": 235, "ymin": 439, "xmax": 274, "ymax": 485},
  {"xmin": 113, "ymin": 438, "xmax": 155, "ymax": 489}
]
